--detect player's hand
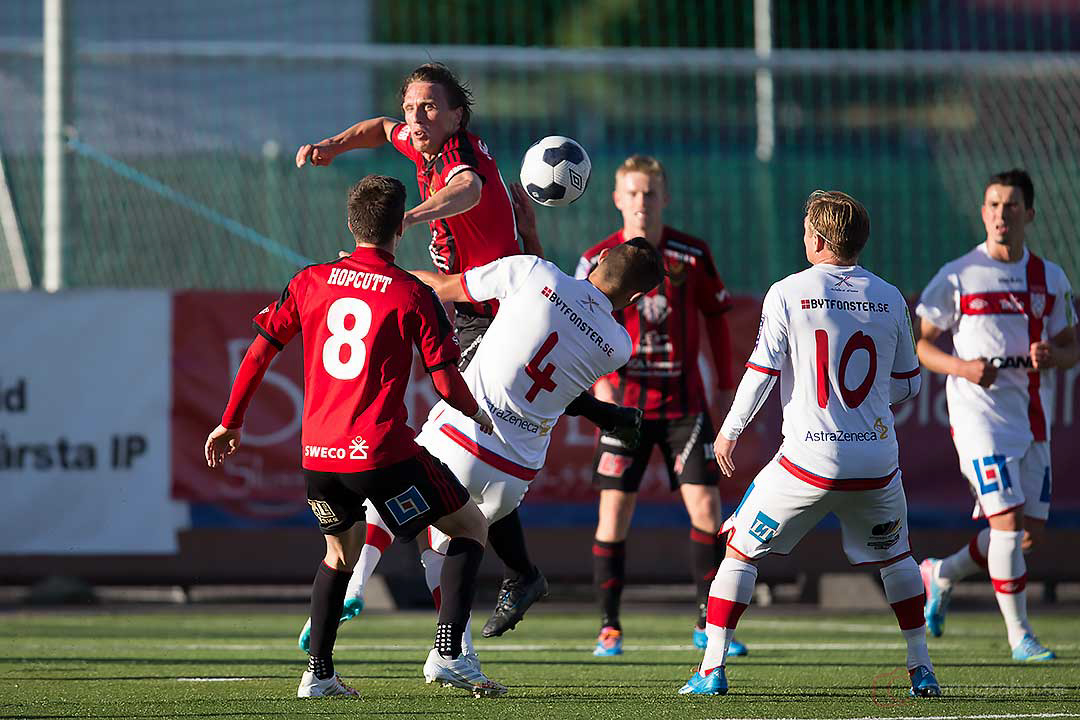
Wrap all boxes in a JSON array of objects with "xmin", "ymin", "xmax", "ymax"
[
  {"xmin": 510, "ymin": 183, "xmax": 543, "ymax": 255},
  {"xmin": 471, "ymin": 408, "xmax": 495, "ymax": 435},
  {"xmin": 1031, "ymin": 341, "xmax": 1056, "ymax": 370},
  {"xmin": 604, "ymin": 407, "xmax": 644, "ymax": 450},
  {"xmin": 959, "ymin": 357, "xmax": 997, "ymax": 387},
  {"xmin": 204, "ymin": 425, "xmax": 241, "ymax": 468},
  {"xmin": 713, "ymin": 433, "xmax": 737, "ymax": 477},
  {"xmin": 295, "ymin": 142, "xmax": 336, "ymax": 168}
]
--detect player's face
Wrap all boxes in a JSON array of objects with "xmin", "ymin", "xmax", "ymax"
[
  {"xmin": 613, "ymin": 171, "xmax": 668, "ymax": 236},
  {"xmin": 402, "ymin": 81, "xmax": 462, "ymax": 156},
  {"xmin": 981, "ymin": 184, "xmax": 1033, "ymax": 246}
]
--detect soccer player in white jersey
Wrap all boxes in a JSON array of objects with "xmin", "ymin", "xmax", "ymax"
[
  {"xmin": 680, "ymin": 191, "xmax": 940, "ymax": 698},
  {"xmin": 297, "ymin": 238, "xmax": 664, "ymax": 675},
  {"xmin": 915, "ymin": 169, "xmax": 1078, "ymax": 662}
]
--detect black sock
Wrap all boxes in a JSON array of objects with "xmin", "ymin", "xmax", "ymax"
[
  {"xmin": 309, "ymin": 561, "xmax": 352, "ymax": 670},
  {"xmin": 488, "ymin": 509, "xmax": 536, "ymax": 581},
  {"xmin": 438, "ymin": 537, "xmax": 484, "ymax": 629},
  {"xmin": 308, "ymin": 653, "xmax": 334, "ymax": 681},
  {"xmin": 434, "ymin": 621, "xmax": 465, "ymax": 659},
  {"xmin": 690, "ymin": 526, "xmax": 720, "ymax": 628},
  {"xmin": 593, "ymin": 539, "xmax": 626, "ymax": 631}
]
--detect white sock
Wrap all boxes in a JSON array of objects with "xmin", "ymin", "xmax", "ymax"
[
  {"xmin": 988, "ymin": 528, "xmax": 1032, "ymax": 647},
  {"xmin": 347, "ymin": 502, "xmax": 392, "ymax": 600},
  {"xmin": 938, "ymin": 527, "xmax": 990, "ymax": 586},
  {"xmin": 881, "ymin": 557, "xmax": 933, "ymax": 671},
  {"xmin": 701, "ymin": 558, "xmax": 757, "ymax": 672}
]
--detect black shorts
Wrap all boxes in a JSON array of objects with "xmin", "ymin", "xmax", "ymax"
[
  {"xmin": 304, "ymin": 448, "xmax": 470, "ymax": 542},
  {"xmin": 453, "ymin": 309, "xmax": 493, "ymax": 371},
  {"xmin": 591, "ymin": 413, "xmax": 720, "ymax": 493}
]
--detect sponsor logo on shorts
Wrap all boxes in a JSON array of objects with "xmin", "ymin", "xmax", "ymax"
[
  {"xmin": 748, "ymin": 511, "xmax": 779, "ymax": 544},
  {"xmin": 307, "ymin": 499, "xmax": 339, "ymax": 526},
  {"xmin": 385, "ymin": 486, "xmax": 430, "ymax": 525},
  {"xmin": 597, "ymin": 451, "xmax": 632, "ymax": 478},
  {"xmin": 867, "ymin": 518, "xmax": 902, "ymax": 550},
  {"xmin": 973, "ymin": 455, "xmax": 1012, "ymax": 495}
]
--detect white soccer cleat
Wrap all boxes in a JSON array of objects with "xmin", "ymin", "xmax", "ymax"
[
  {"xmin": 423, "ymin": 648, "xmax": 507, "ymax": 698},
  {"xmin": 297, "ymin": 670, "xmax": 360, "ymax": 698}
]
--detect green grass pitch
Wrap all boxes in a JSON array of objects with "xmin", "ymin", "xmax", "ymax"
[{"xmin": 1, "ymin": 606, "xmax": 1078, "ymax": 719}]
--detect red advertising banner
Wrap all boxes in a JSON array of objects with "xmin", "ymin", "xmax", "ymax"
[{"xmin": 171, "ymin": 292, "xmax": 1080, "ymax": 523}]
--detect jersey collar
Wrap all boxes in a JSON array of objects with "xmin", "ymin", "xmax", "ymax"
[{"xmin": 349, "ymin": 244, "xmax": 396, "ymax": 263}]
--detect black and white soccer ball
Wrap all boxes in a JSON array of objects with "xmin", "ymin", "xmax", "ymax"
[{"xmin": 519, "ymin": 136, "xmax": 591, "ymax": 207}]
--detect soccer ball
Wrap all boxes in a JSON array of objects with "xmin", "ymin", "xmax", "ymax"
[{"xmin": 519, "ymin": 136, "xmax": 591, "ymax": 207}]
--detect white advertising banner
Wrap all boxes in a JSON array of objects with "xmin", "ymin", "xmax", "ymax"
[{"xmin": 0, "ymin": 290, "xmax": 187, "ymax": 554}]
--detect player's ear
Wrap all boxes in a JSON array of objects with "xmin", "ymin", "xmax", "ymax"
[{"xmin": 1025, "ymin": 206, "xmax": 1035, "ymax": 223}]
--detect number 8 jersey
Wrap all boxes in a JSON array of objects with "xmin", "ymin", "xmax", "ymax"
[
  {"xmin": 724, "ymin": 263, "xmax": 919, "ymax": 485},
  {"xmin": 252, "ymin": 245, "xmax": 460, "ymax": 472}
]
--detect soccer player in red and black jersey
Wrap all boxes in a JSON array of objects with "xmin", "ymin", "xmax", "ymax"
[
  {"xmin": 295, "ymin": 63, "xmax": 641, "ymax": 632},
  {"xmin": 204, "ymin": 175, "xmax": 507, "ymax": 698},
  {"xmin": 574, "ymin": 155, "xmax": 747, "ymax": 657}
]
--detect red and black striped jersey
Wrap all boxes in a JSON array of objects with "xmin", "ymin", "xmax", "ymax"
[
  {"xmin": 252, "ymin": 245, "xmax": 460, "ymax": 472},
  {"xmin": 391, "ymin": 123, "xmax": 520, "ymax": 316},
  {"xmin": 576, "ymin": 227, "xmax": 733, "ymax": 420}
]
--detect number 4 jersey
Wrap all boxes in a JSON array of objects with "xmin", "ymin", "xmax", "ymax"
[
  {"xmin": 252, "ymin": 245, "xmax": 460, "ymax": 472},
  {"xmin": 722, "ymin": 263, "xmax": 920, "ymax": 484},
  {"xmin": 425, "ymin": 255, "xmax": 633, "ymax": 472}
]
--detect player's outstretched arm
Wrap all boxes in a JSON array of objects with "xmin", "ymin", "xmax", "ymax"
[
  {"xmin": 509, "ymin": 183, "xmax": 544, "ymax": 258},
  {"xmin": 205, "ymin": 334, "xmax": 280, "ymax": 467},
  {"xmin": 1032, "ymin": 325, "xmax": 1078, "ymax": 370},
  {"xmin": 295, "ymin": 116, "xmax": 397, "ymax": 168},
  {"xmin": 430, "ymin": 366, "xmax": 493, "ymax": 434},
  {"xmin": 409, "ymin": 269, "xmax": 468, "ymax": 303},
  {"xmin": 403, "ymin": 170, "xmax": 482, "ymax": 230},
  {"xmin": 916, "ymin": 317, "xmax": 997, "ymax": 387}
]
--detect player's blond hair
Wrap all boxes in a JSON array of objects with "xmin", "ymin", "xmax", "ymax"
[
  {"xmin": 615, "ymin": 154, "xmax": 667, "ymax": 188},
  {"xmin": 804, "ymin": 190, "xmax": 870, "ymax": 262}
]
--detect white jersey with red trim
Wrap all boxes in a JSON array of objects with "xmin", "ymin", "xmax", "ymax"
[
  {"xmin": 727, "ymin": 263, "xmax": 919, "ymax": 483},
  {"xmin": 422, "ymin": 255, "xmax": 632, "ymax": 472},
  {"xmin": 916, "ymin": 244, "xmax": 1075, "ymax": 457}
]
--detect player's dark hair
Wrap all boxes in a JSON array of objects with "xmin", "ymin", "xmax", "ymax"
[
  {"xmin": 347, "ymin": 175, "xmax": 407, "ymax": 247},
  {"xmin": 804, "ymin": 190, "xmax": 870, "ymax": 262},
  {"xmin": 602, "ymin": 237, "xmax": 665, "ymax": 297},
  {"xmin": 401, "ymin": 62, "xmax": 473, "ymax": 130},
  {"xmin": 987, "ymin": 168, "xmax": 1034, "ymax": 209}
]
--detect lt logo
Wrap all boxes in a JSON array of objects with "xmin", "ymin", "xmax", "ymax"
[{"xmin": 748, "ymin": 511, "xmax": 779, "ymax": 544}]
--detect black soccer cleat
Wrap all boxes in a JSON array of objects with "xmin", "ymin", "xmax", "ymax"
[{"xmin": 481, "ymin": 569, "xmax": 549, "ymax": 638}]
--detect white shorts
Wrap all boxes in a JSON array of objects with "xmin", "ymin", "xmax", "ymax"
[
  {"xmin": 722, "ymin": 456, "xmax": 911, "ymax": 566},
  {"xmin": 957, "ymin": 441, "xmax": 1051, "ymax": 521},
  {"xmin": 416, "ymin": 424, "xmax": 531, "ymax": 527}
]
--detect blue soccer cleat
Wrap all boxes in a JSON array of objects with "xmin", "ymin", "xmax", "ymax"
[
  {"xmin": 691, "ymin": 627, "xmax": 748, "ymax": 657},
  {"xmin": 908, "ymin": 665, "xmax": 942, "ymax": 697},
  {"xmin": 678, "ymin": 666, "xmax": 728, "ymax": 695},
  {"xmin": 298, "ymin": 596, "xmax": 365, "ymax": 653},
  {"xmin": 593, "ymin": 626, "xmax": 623, "ymax": 656},
  {"xmin": 1011, "ymin": 634, "xmax": 1056, "ymax": 662},
  {"xmin": 920, "ymin": 558, "xmax": 952, "ymax": 638}
]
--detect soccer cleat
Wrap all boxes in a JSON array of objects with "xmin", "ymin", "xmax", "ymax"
[
  {"xmin": 908, "ymin": 665, "xmax": 942, "ymax": 697},
  {"xmin": 297, "ymin": 670, "xmax": 360, "ymax": 698},
  {"xmin": 691, "ymin": 627, "xmax": 748, "ymax": 657},
  {"xmin": 593, "ymin": 626, "xmax": 623, "ymax": 656},
  {"xmin": 1011, "ymin": 634, "xmax": 1056, "ymax": 662},
  {"xmin": 423, "ymin": 648, "xmax": 508, "ymax": 698},
  {"xmin": 678, "ymin": 666, "xmax": 728, "ymax": 695},
  {"xmin": 481, "ymin": 569, "xmax": 549, "ymax": 638},
  {"xmin": 298, "ymin": 597, "xmax": 366, "ymax": 653},
  {"xmin": 920, "ymin": 558, "xmax": 952, "ymax": 638}
]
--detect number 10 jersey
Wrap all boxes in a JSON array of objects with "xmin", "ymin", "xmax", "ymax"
[{"xmin": 736, "ymin": 263, "xmax": 919, "ymax": 483}]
